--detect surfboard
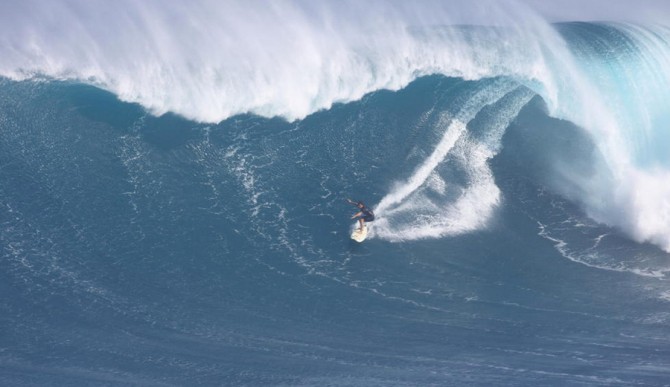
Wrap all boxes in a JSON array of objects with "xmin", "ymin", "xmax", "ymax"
[{"xmin": 350, "ymin": 225, "xmax": 368, "ymax": 242}]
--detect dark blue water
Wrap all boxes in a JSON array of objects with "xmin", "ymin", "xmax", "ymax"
[{"xmin": 2, "ymin": 71, "xmax": 669, "ymax": 386}]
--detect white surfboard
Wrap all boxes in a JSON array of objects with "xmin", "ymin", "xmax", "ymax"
[{"xmin": 350, "ymin": 225, "xmax": 368, "ymax": 242}]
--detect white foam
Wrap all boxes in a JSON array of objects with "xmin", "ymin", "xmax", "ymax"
[
  {"xmin": 373, "ymin": 85, "xmax": 534, "ymax": 241},
  {"xmin": 0, "ymin": 0, "xmax": 563, "ymax": 122},
  {"xmin": 537, "ymin": 221, "xmax": 669, "ymax": 279},
  {"xmin": 376, "ymin": 118, "xmax": 467, "ymax": 214},
  {"xmin": 608, "ymin": 168, "xmax": 670, "ymax": 252}
]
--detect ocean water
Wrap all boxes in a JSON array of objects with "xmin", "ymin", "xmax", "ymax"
[{"xmin": 2, "ymin": 1, "xmax": 670, "ymax": 386}]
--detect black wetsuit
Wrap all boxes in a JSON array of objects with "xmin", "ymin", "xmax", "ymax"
[{"xmin": 360, "ymin": 206, "xmax": 375, "ymax": 222}]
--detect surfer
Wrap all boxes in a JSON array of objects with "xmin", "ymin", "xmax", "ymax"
[{"xmin": 347, "ymin": 198, "xmax": 375, "ymax": 231}]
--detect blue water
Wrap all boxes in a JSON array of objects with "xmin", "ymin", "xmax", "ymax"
[{"xmin": 2, "ymin": 10, "xmax": 670, "ymax": 387}]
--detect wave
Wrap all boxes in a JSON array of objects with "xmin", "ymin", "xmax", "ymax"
[
  {"xmin": 3, "ymin": 17, "xmax": 670, "ymax": 382},
  {"xmin": 373, "ymin": 80, "xmax": 535, "ymax": 241},
  {"xmin": 2, "ymin": 1, "xmax": 670, "ymax": 252},
  {"xmin": 0, "ymin": 0, "xmax": 564, "ymax": 122}
]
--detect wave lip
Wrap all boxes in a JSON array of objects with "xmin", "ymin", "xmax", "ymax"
[{"xmin": 0, "ymin": 0, "xmax": 566, "ymax": 123}]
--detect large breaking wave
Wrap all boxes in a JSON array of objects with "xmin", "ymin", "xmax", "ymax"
[
  {"xmin": 3, "ymin": 2, "xmax": 670, "ymax": 384},
  {"xmin": 1, "ymin": 1, "xmax": 669, "ymax": 250}
]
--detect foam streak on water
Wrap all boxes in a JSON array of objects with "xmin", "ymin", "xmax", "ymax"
[{"xmin": 374, "ymin": 84, "xmax": 534, "ymax": 241}]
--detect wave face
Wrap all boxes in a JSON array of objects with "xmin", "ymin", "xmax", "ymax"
[
  {"xmin": 2, "ymin": 2, "xmax": 670, "ymax": 386},
  {"xmin": 2, "ymin": 1, "xmax": 670, "ymax": 252}
]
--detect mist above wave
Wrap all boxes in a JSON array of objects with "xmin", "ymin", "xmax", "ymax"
[{"xmin": 0, "ymin": 0, "xmax": 562, "ymax": 122}]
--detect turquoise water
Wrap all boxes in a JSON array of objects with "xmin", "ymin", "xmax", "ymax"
[{"xmin": 2, "ymin": 10, "xmax": 670, "ymax": 387}]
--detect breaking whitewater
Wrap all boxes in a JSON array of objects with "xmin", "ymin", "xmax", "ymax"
[{"xmin": 2, "ymin": 1, "xmax": 670, "ymax": 385}]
